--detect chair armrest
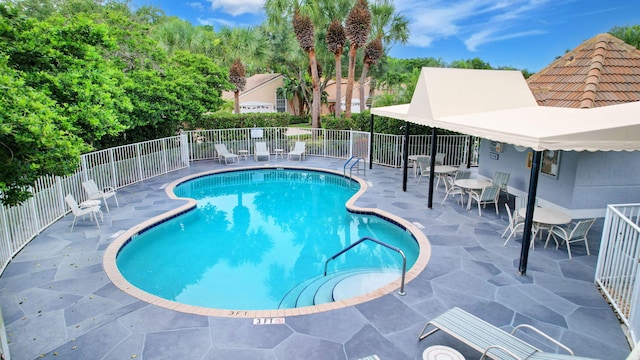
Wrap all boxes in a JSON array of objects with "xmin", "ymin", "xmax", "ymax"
[
  {"xmin": 512, "ymin": 324, "xmax": 574, "ymax": 355},
  {"xmin": 480, "ymin": 345, "xmax": 524, "ymax": 360},
  {"xmin": 102, "ymin": 186, "xmax": 116, "ymax": 193}
]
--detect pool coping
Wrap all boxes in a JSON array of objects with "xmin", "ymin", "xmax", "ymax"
[{"xmin": 102, "ymin": 164, "xmax": 431, "ymax": 318}]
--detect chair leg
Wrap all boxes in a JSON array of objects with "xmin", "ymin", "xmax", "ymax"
[{"xmin": 103, "ymin": 198, "xmax": 110, "ymax": 212}]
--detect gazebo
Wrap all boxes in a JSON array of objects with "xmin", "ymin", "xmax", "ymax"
[{"xmin": 371, "ymin": 67, "xmax": 640, "ymax": 274}]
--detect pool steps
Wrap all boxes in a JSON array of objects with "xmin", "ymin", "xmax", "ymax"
[{"xmin": 278, "ymin": 269, "xmax": 401, "ymax": 309}]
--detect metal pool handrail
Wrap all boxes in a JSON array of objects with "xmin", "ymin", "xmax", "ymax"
[{"xmin": 324, "ymin": 236, "xmax": 407, "ymax": 296}]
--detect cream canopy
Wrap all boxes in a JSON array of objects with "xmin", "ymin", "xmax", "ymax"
[
  {"xmin": 371, "ymin": 67, "xmax": 640, "ymax": 274},
  {"xmin": 372, "ymin": 67, "xmax": 640, "ymax": 152}
]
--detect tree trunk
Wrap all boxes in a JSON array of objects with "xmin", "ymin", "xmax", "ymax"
[
  {"xmin": 334, "ymin": 51, "xmax": 343, "ymax": 118},
  {"xmin": 234, "ymin": 90, "xmax": 240, "ymax": 114},
  {"xmin": 359, "ymin": 61, "xmax": 370, "ymax": 112},
  {"xmin": 345, "ymin": 43, "xmax": 357, "ymax": 119},
  {"xmin": 309, "ymin": 49, "xmax": 321, "ymax": 128}
]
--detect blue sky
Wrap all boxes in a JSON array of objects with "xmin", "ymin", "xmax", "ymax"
[{"xmin": 130, "ymin": 0, "xmax": 640, "ymax": 72}]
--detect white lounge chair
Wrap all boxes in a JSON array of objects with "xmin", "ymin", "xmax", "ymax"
[
  {"xmin": 64, "ymin": 194, "xmax": 102, "ymax": 231},
  {"xmin": 255, "ymin": 142, "xmax": 270, "ymax": 162},
  {"xmin": 214, "ymin": 144, "xmax": 239, "ymax": 165},
  {"xmin": 288, "ymin": 141, "xmax": 306, "ymax": 161},
  {"xmin": 82, "ymin": 179, "xmax": 119, "ymax": 212},
  {"xmin": 419, "ymin": 307, "xmax": 596, "ymax": 360}
]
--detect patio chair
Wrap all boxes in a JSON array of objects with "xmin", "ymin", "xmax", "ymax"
[
  {"xmin": 288, "ymin": 141, "xmax": 306, "ymax": 161},
  {"xmin": 493, "ymin": 171, "xmax": 511, "ymax": 200},
  {"xmin": 440, "ymin": 175, "xmax": 466, "ymax": 206},
  {"xmin": 435, "ymin": 152, "xmax": 446, "ymax": 165},
  {"xmin": 545, "ymin": 218, "xmax": 596, "ymax": 259},
  {"xmin": 419, "ymin": 307, "xmax": 580, "ymax": 360},
  {"xmin": 214, "ymin": 144, "xmax": 239, "ymax": 165},
  {"xmin": 468, "ymin": 184, "xmax": 501, "ymax": 216},
  {"xmin": 416, "ymin": 156, "xmax": 431, "ymax": 184},
  {"xmin": 64, "ymin": 194, "xmax": 102, "ymax": 231},
  {"xmin": 502, "ymin": 203, "xmax": 525, "ymax": 244},
  {"xmin": 82, "ymin": 179, "xmax": 119, "ymax": 212},
  {"xmin": 254, "ymin": 141, "xmax": 270, "ymax": 162}
]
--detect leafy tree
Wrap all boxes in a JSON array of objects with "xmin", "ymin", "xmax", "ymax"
[
  {"xmin": 293, "ymin": 9, "xmax": 321, "ymax": 128},
  {"xmin": 610, "ymin": 25, "xmax": 640, "ymax": 49},
  {"xmin": 326, "ymin": 19, "xmax": 346, "ymax": 117},
  {"xmin": 0, "ymin": 55, "xmax": 88, "ymax": 205},
  {"xmin": 230, "ymin": 58, "xmax": 247, "ymax": 114},
  {"xmin": 359, "ymin": 36, "xmax": 382, "ymax": 111},
  {"xmin": 344, "ymin": 0, "xmax": 371, "ymax": 118}
]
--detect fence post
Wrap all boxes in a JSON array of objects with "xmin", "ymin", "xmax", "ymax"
[
  {"xmin": 136, "ymin": 143, "xmax": 144, "ymax": 182},
  {"xmin": 180, "ymin": 132, "xmax": 190, "ymax": 166},
  {"xmin": 109, "ymin": 148, "xmax": 117, "ymax": 189}
]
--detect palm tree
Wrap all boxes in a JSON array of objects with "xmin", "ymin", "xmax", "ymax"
[
  {"xmin": 326, "ymin": 19, "xmax": 346, "ymax": 118},
  {"xmin": 344, "ymin": 0, "xmax": 371, "ymax": 119},
  {"xmin": 229, "ymin": 58, "xmax": 246, "ymax": 114},
  {"xmin": 292, "ymin": 9, "xmax": 321, "ymax": 128},
  {"xmin": 359, "ymin": 37, "xmax": 383, "ymax": 111}
]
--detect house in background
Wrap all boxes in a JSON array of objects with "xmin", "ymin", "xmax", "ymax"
[
  {"xmin": 222, "ymin": 73, "xmax": 289, "ymax": 114},
  {"xmin": 477, "ymin": 33, "xmax": 640, "ymax": 217},
  {"xmin": 322, "ymin": 79, "xmax": 376, "ymax": 115}
]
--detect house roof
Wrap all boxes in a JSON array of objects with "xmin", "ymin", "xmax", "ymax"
[
  {"xmin": 222, "ymin": 73, "xmax": 282, "ymax": 100},
  {"xmin": 527, "ymin": 33, "xmax": 640, "ymax": 108}
]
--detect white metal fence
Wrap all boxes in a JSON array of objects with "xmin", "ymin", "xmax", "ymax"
[
  {"xmin": 596, "ymin": 204, "xmax": 640, "ymax": 345},
  {"xmin": 0, "ymin": 128, "xmax": 476, "ymax": 275},
  {"xmin": 0, "ymin": 135, "xmax": 189, "ymax": 274}
]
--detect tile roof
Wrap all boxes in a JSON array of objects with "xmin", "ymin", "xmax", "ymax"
[{"xmin": 527, "ymin": 33, "xmax": 640, "ymax": 108}]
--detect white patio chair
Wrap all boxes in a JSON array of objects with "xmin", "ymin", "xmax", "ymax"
[
  {"xmin": 493, "ymin": 171, "xmax": 511, "ymax": 200},
  {"xmin": 64, "ymin": 194, "xmax": 102, "ymax": 231},
  {"xmin": 440, "ymin": 175, "xmax": 466, "ymax": 206},
  {"xmin": 502, "ymin": 203, "xmax": 525, "ymax": 244},
  {"xmin": 82, "ymin": 179, "xmax": 119, "ymax": 212},
  {"xmin": 214, "ymin": 144, "xmax": 239, "ymax": 164},
  {"xmin": 468, "ymin": 184, "xmax": 501, "ymax": 216},
  {"xmin": 254, "ymin": 142, "xmax": 270, "ymax": 162},
  {"xmin": 435, "ymin": 152, "xmax": 446, "ymax": 165},
  {"xmin": 288, "ymin": 141, "xmax": 306, "ymax": 161},
  {"xmin": 416, "ymin": 156, "xmax": 431, "ymax": 184},
  {"xmin": 545, "ymin": 218, "xmax": 596, "ymax": 259}
]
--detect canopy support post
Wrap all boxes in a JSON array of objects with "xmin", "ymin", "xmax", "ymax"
[
  {"xmin": 518, "ymin": 150, "xmax": 542, "ymax": 275},
  {"xmin": 369, "ymin": 113, "xmax": 374, "ymax": 169},
  {"xmin": 427, "ymin": 128, "xmax": 437, "ymax": 209},
  {"xmin": 402, "ymin": 122, "xmax": 410, "ymax": 192}
]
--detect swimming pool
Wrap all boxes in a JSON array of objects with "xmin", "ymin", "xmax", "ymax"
[{"xmin": 106, "ymin": 166, "xmax": 429, "ymax": 316}]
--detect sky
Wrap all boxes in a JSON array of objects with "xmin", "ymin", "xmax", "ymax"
[{"xmin": 130, "ymin": 0, "xmax": 640, "ymax": 72}]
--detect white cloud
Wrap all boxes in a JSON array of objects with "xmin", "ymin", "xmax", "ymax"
[
  {"xmin": 188, "ymin": 2, "xmax": 205, "ymax": 11},
  {"xmin": 197, "ymin": 17, "xmax": 237, "ymax": 28},
  {"xmin": 206, "ymin": 0, "xmax": 264, "ymax": 16},
  {"xmin": 396, "ymin": 0, "xmax": 551, "ymax": 50}
]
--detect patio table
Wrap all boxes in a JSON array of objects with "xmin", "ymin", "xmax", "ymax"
[{"xmin": 517, "ymin": 207, "xmax": 572, "ymax": 241}]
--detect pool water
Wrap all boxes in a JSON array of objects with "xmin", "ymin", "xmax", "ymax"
[{"xmin": 116, "ymin": 169, "xmax": 419, "ymax": 310}]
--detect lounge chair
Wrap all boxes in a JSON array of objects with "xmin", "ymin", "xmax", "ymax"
[
  {"xmin": 288, "ymin": 141, "xmax": 306, "ymax": 161},
  {"xmin": 419, "ymin": 307, "xmax": 596, "ymax": 360},
  {"xmin": 82, "ymin": 179, "xmax": 119, "ymax": 212},
  {"xmin": 214, "ymin": 144, "xmax": 239, "ymax": 165},
  {"xmin": 64, "ymin": 194, "xmax": 102, "ymax": 231},
  {"xmin": 255, "ymin": 142, "xmax": 270, "ymax": 162}
]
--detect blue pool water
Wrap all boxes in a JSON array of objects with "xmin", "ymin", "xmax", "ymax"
[{"xmin": 116, "ymin": 169, "xmax": 419, "ymax": 310}]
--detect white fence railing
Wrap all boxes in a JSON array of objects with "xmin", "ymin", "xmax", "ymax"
[
  {"xmin": 0, "ymin": 135, "xmax": 188, "ymax": 274},
  {"xmin": 0, "ymin": 128, "xmax": 475, "ymax": 275},
  {"xmin": 596, "ymin": 204, "xmax": 640, "ymax": 345}
]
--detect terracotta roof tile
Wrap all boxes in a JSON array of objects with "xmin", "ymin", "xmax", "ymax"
[{"xmin": 527, "ymin": 33, "xmax": 640, "ymax": 108}]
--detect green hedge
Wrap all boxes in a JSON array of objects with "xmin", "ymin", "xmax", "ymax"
[{"xmin": 193, "ymin": 112, "xmax": 309, "ymax": 129}]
